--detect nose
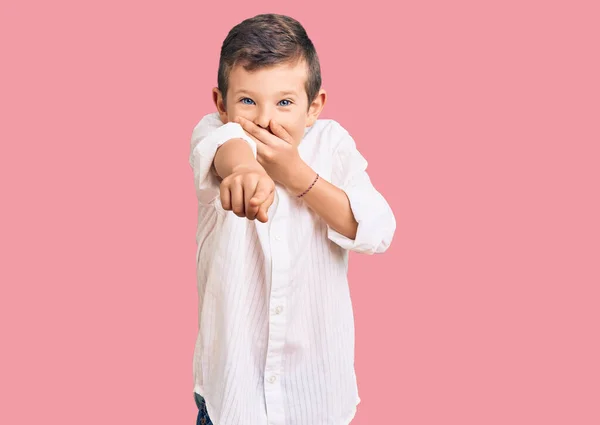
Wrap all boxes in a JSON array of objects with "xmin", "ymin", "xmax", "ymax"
[{"xmin": 254, "ymin": 107, "xmax": 271, "ymax": 130}]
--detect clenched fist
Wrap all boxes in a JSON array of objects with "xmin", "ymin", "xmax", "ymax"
[{"xmin": 219, "ymin": 163, "xmax": 275, "ymax": 223}]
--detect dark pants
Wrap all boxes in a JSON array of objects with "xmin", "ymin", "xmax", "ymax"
[{"xmin": 195, "ymin": 392, "xmax": 213, "ymax": 425}]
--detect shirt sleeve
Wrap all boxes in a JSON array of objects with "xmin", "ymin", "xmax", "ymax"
[
  {"xmin": 189, "ymin": 113, "xmax": 258, "ymax": 205},
  {"xmin": 327, "ymin": 123, "xmax": 397, "ymax": 254}
]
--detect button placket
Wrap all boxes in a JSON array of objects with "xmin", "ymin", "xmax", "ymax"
[{"xmin": 263, "ymin": 187, "xmax": 290, "ymax": 425}]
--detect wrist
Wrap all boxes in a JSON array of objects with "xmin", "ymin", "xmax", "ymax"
[
  {"xmin": 214, "ymin": 138, "xmax": 259, "ymax": 178},
  {"xmin": 231, "ymin": 160, "xmax": 264, "ymax": 175},
  {"xmin": 286, "ymin": 161, "xmax": 317, "ymax": 196}
]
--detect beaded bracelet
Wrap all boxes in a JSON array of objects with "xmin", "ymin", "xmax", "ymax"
[{"xmin": 297, "ymin": 173, "xmax": 319, "ymax": 198}]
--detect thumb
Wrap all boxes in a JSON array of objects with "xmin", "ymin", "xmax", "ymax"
[
  {"xmin": 250, "ymin": 178, "xmax": 274, "ymax": 206},
  {"xmin": 256, "ymin": 190, "xmax": 275, "ymax": 223}
]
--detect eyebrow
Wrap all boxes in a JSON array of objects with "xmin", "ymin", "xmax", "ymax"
[{"xmin": 235, "ymin": 89, "xmax": 299, "ymax": 97}]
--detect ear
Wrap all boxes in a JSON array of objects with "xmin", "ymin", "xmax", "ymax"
[
  {"xmin": 213, "ymin": 87, "xmax": 229, "ymax": 123},
  {"xmin": 306, "ymin": 89, "xmax": 327, "ymax": 127}
]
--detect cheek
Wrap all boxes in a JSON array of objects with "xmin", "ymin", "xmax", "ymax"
[
  {"xmin": 284, "ymin": 125, "xmax": 304, "ymax": 144},
  {"xmin": 225, "ymin": 102, "xmax": 253, "ymax": 123},
  {"xmin": 225, "ymin": 105, "xmax": 242, "ymax": 121},
  {"xmin": 290, "ymin": 116, "xmax": 307, "ymax": 142}
]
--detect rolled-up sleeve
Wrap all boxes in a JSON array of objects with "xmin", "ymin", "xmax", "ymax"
[
  {"xmin": 189, "ymin": 113, "xmax": 257, "ymax": 205},
  {"xmin": 327, "ymin": 124, "xmax": 396, "ymax": 254}
]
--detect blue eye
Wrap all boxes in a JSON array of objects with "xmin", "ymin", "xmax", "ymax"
[
  {"xmin": 278, "ymin": 99, "xmax": 292, "ymax": 107},
  {"xmin": 240, "ymin": 98, "xmax": 255, "ymax": 105}
]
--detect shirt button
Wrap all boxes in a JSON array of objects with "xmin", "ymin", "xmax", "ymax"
[
  {"xmin": 268, "ymin": 375, "xmax": 277, "ymax": 383},
  {"xmin": 274, "ymin": 306, "xmax": 283, "ymax": 314},
  {"xmin": 275, "ymin": 235, "xmax": 282, "ymax": 241}
]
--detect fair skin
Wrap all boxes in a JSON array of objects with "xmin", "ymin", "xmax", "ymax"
[{"xmin": 212, "ymin": 60, "xmax": 358, "ymax": 240}]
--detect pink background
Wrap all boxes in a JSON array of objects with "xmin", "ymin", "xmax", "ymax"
[{"xmin": 1, "ymin": 0, "xmax": 599, "ymax": 424}]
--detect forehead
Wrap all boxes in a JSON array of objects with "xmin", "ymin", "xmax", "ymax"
[{"xmin": 228, "ymin": 60, "xmax": 308, "ymax": 96}]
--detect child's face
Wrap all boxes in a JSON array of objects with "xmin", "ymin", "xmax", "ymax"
[{"xmin": 213, "ymin": 60, "xmax": 326, "ymax": 147}]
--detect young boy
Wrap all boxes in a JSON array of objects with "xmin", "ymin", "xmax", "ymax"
[{"xmin": 189, "ymin": 14, "xmax": 396, "ymax": 425}]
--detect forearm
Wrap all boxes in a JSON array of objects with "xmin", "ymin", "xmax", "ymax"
[
  {"xmin": 214, "ymin": 139, "xmax": 262, "ymax": 178},
  {"xmin": 288, "ymin": 162, "xmax": 358, "ymax": 240}
]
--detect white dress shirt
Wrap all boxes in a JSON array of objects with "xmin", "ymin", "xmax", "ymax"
[{"xmin": 189, "ymin": 112, "xmax": 396, "ymax": 425}]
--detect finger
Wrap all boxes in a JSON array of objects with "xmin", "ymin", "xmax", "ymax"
[
  {"xmin": 230, "ymin": 183, "xmax": 245, "ymax": 217},
  {"xmin": 250, "ymin": 178, "xmax": 274, "ymax": 206},
  {"xmin": 241, "ymin": 128, "xmax": 261, "ymax": 145},
  {"xmin": 244, "ymin": 179, "xmax": 259, "ymax": 220},
  {"xmin": 256, "ymin": 190, "xmax": 275, "ymax": 223},
  {"xmin": 255, "ymin": 144, "xmax": 277, "ymax": 168},
  {"xmin": 256, "ymin": 208, "xmax": 268, "ymax": 223},
  {"xmin": 269, "ymin": 120, "xmax": 295, "ymax": 145},
  {"xmin": 254, "ymin": 141, "xmax": 269, "ymax": 158},
  {"xmin": 246, "ymin": 201, "xmax": 259, "ymax": 220},
  {"xmin": 220, "ymin": 183, "xmax": 232, "ymax": 211},
  {"xmin": 236, "ymin": 117, "xmax": 277, "ymax": 146}
]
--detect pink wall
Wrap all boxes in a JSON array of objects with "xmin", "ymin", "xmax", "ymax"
[{"xmin": 1, "ymin": 0, "xmax": 598, "ymax": 424}]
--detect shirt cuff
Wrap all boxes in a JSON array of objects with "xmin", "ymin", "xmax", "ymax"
[
  {"xmin": 327, "ymin": 181, "xmax": 396, "ymax": 255},
  {"xmin": 191, "ymin": 122, "xmax": 257, "ymax": 205}
]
